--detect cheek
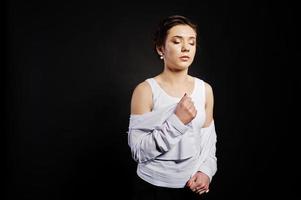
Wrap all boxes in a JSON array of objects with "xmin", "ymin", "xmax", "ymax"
[
  {"xmin": 166, "ymin": 46, "xmax": 181, "ymax": 56},
  {"xmin": 190, "ymin": 48, "xmax": 197, "ymax": 56},
  {"xmin": 191, "ymin": 46, "xmax": 197, "ymax": 53}
]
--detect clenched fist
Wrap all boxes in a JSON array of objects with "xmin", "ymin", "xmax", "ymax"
[{"xmin": 175, "ymin": 93, "xmax": 197, "ymax": 125}]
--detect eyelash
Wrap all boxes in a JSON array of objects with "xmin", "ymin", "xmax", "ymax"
[{"xmin": 173, "ymin": 41, "xmax": 195, "ymax": 46}]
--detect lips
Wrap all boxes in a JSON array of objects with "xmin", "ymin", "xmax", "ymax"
[{"xmin": 179, "ymin": 56, "xmax": 190, "ymax": 61}]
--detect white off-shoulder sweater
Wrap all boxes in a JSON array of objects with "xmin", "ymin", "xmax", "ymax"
[{"xmin": 127, "ymin": 77, "xmax": 217, "ymax": 188}]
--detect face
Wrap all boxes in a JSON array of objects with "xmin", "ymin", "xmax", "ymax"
[{"xmin": 160, "ymin": 25, "xmax": 197, "ymax": 71}]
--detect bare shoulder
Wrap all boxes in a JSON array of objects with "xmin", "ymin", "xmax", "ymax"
[
  {"xmin": 133, "ymin": 81, "xmax": 152, "ymax": 94},
  {"xmin": 130, "ymin": 80, "xmax": 153, "ymax": 115},
  {"xmin": 203, "ymin": 81, "xmax": 214, "ymax": 127},
  {"xmin": 203, "ymin": 81, "xmax": 214, "ymax": 105}
]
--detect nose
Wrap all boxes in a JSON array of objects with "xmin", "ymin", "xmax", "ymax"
[{"xmin": 181, "ymin": 42, "xmax": 190, "ymax": 52}]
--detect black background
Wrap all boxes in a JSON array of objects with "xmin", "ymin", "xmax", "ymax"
[{"xmin": 5, "ymin": 0, "xmax": 298, "ymax": 199}]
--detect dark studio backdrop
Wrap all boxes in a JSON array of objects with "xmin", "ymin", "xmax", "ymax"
[{"xmin": 5, "ymin": 0, "xmax": 298, "ymax": 199}]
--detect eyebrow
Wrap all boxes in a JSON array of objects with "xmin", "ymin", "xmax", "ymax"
[{"xmin": 171, "ymin": 35, "xmax": 196, "ymax": 39}]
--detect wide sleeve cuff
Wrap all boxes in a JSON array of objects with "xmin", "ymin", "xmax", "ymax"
[
  {"xmin": 166, "ymin": 113, "xmax": 189, "ymax": 136},
  {"xmin": 198, "ymin": 165, "xmax": 214, "ymax": 182}
]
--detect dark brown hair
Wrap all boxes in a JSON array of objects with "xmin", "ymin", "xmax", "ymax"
[{"xmin": 153, "ymin": 15, "xmax": 198, "ymax": 51}]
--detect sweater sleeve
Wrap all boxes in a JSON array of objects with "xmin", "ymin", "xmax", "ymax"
[
  {"xmin": 128, "ymin": 113, "xmax": 189, "ymax": 163},
  {"xmin": 197, "ymin": 121, "xmax": 217, "ymax": 182}
]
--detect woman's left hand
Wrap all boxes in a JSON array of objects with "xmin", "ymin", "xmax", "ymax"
[{"xmin": 186, "ymin": 171, "xmax": 210, "ymax": 195}]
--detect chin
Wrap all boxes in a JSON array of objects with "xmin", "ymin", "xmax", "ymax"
[
  {"xmin": 176, "ymin": 63, "xmax": 191, "ymax": 70},
  {"xmin": 171, "ymin": 66, "xmax": 190, "ymax": 72},
  {"xmin": 168, "ymin": 62, "xmax": 192, "ymax": 71}
]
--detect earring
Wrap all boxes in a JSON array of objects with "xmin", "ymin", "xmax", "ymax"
[{"xmin": 159, "ymin": 53, "xmax": 164, "ymax": 59}]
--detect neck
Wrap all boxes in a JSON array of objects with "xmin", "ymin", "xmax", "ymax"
[{"xmin": 160, "ymin": 67, "xmax": 189, "ymax": 85}]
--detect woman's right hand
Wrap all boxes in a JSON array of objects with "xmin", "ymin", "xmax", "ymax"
[{"xmin": 175, "ymin": 93, "xmax": 197, "ymax": 125}]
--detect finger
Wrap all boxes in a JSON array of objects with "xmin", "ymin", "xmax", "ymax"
[
  {"xmin": 198, "ymin": 190, "xmax": 206, "ymax": 195},
  {"xmin": 182, "ymin": 93, "xmax": 192, "ymax": 101},
  {"xmin": 180, "ymin": 93, "xmax": 188, "ymax": 102},
  {"xmin": 185, "ymin": 101, "xmax": 194, "ymax": 111},
  {"xmin": 190, "ymin": 174, "xmax": 197, "ymax": 182},
  {"xmin": 187, "ymin": 97, "xmax": 195, "ymax": 106},
  {"xmin": 187, "ymin": 102, "xmax": 196, "ymax": 111},
  {"xmin": 192, "ymin": 186, "xmax": 199, "ymax": 192},
  {"xmin": 196, "ymin": 187, "xmax": 206, "ymax": 193},
  {"xmin": 193, "ymin": 109, "xmax": 197, "ymax": 116},
  {"xmin": 195, "ymin": 184, "xmax": 205, "ymax": 190},
  {"xmin": 197, "ymin": 187, "xmax": 209, "ymax": 194},
  {"xmin": 185, "ymin": 96, "xmax": 192, "ymax": 103},
  {"xmin": 185, "ymin": 100, "xmax": 194, "ymax": 109},
  {"xmin": 188, "ymin": 106, "xmax": 197, "ymax": 117},
  {"xmin": 196, "ymin": 186, "xmax": 208, "ymax": 194},
  {"xmin": 186, "ymin": 180, "xmax": 192, "ymax": 187},
  {"xmin": 189, "ymin": 182, "xmax": 198, "ymax": 191},
  {"xmin": 192, "ymin": 183, "xmax": 204, "ymax": 192}
]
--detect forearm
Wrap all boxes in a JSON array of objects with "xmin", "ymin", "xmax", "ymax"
[
  {"xmin": 198, "ymin": 155, "xmax": 217, "ymax": 182},
  {"xmin": 128, "ymin": 113, "xmax": 189, "ymax": 163},
  {"xmin": 197, "ymin": 121, "xmax": 217, "ymax": 182}
]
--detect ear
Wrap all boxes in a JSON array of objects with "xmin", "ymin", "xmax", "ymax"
[{"xmin": 156, "ymin": 46, "xmax": 164, "ymax": 56}]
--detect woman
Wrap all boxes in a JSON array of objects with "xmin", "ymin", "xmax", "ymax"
[{"xmin": 128, "ymin": 15, "xmax": 217, "ymax": 200}]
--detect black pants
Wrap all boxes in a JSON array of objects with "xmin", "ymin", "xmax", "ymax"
[{"xmin": 130, "ymin": 175, "xmax": 201, "ymax": 200}]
